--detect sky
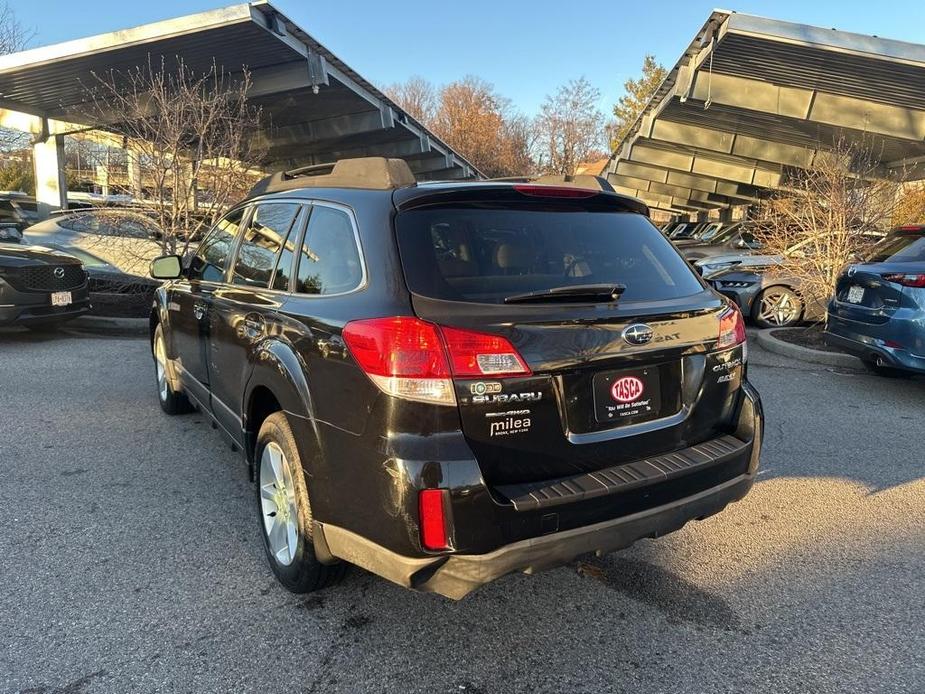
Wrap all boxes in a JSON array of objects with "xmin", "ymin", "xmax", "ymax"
[{"xmin": 11, "ymin": 0, "xmax": 925, "ymax": 117}]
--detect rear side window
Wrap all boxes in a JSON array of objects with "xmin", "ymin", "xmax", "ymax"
[
  {"xmin": 294, "ymin": 205, "xmax": 363, "ymax": 295},
  {"xmin": 189, "ymin": 208, "xmax": 245, "ymax": 282},
  {"xmin": 230, "ymin": 203, "xmax": 300, "ymax": 288},
  {"xmin": 867, "ymin": 232, "xmax": 925, "ymax": 263},
  {"xmin": 395, "ymin": 208, "xmax": 704, "ymax": 304}
]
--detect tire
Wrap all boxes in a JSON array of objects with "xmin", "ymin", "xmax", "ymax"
[
  {"xmin": 752, "ymin": 286, "xmax": 804, "ymax": 329},
  {"xmin": 152, "ymin": 322, "xmax": 193, "ymax": 415},
  {"xmin": 861, "ymin": 356, "xmax": 912, "ymax": 379},
  {"xmin": 255, "ymin": 412, "xmax": 346, "ymax": 593}
]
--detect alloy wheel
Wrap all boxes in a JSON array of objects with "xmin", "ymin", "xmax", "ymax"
[
  {"xmin": 259, "ymin": 442, "xmax": 299, "ymax": 566},
  {"xmin": 154, "ymin": 331, "xmax": 168, "ymax": 402},
  {"xmin": 757, "ymin": 290, "xmax": 801, "ymax": 327}
]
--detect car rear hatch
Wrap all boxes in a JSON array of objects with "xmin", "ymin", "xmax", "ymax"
[
  {"xmin": 831, "ymin": 229, "xmax": 925, "ymax": 325},
  {"xmin": 392, "ymin": 185, "xmax": 746, "ymax": 488}
]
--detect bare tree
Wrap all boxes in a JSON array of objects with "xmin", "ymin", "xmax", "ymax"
[
  {"xmin": 384, "ymin": 75, "xmax": 438, "ymax": 127},
  {"xmin": 535, "ymin": 77, "xmax": 606, "ymax": 175},
  {"xmin": 0, "ymin": 2, "xmax": 35, "ymax": 154},
  {"xmin": 753, "ymin": 139, "xmax": 903, "ymax": 317},
  {"xmin": 428, "ymin": 76, "xmax": 534, "ymax": 178},
  {"xmin": 80, "ymin": 57, "xmax": 266, "ymax": 259}
]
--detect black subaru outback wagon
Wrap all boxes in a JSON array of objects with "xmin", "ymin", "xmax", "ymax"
[{"xmin": 149, "ymin": 158, "xmax": 762, "ymax": 599}]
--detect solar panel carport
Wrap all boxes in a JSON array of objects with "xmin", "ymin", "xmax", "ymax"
[
  {"xmin": 606, "ymin": 11, "xmax": 925, "ymax": 217},
  {"xmin": 0, "ymin": 1, "xmax": 480, "ymax": 215}
]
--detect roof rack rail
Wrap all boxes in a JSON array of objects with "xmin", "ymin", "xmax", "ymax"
[
  {"xmin": 485, "ymin": 173, "xmax": 615, "ymax": 192},
  {"xmin": 249, "ymin": 157, "xmax": 417, "ymax": 197}
]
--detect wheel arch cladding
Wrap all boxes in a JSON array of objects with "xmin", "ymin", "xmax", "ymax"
[{"xmin": 243, "ymin": 339, "xmax": 320, "ymax": 465}]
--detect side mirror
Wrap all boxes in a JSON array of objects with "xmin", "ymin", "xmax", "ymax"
[{"xmin": 150, "ymin": 254, "xmax": 183, "ymax": 279}]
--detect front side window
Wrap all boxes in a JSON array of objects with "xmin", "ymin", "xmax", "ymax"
[
  {"xmin": 230, "ymin": 203, "xmax": 300, "ymax": 288},
  {"xmin": 295, "ymin": 205, "xmax": 363, "ymax": 295},
  {"xmin": 188, "ymin": 208, "xmax": 245, "ymax": 282}
]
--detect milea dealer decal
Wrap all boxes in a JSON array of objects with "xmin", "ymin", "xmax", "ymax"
[{"xmin": 486, "ymin": 409, "xmax": 532, "ymax": 437}]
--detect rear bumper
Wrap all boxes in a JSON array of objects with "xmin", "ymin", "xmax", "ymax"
[
  {"xmin": 316, "ymin": 382, "xmax": 763, "ymax": 599},
  {"xmin": 319, "ymin": 470, "xmax": 754, "ymax": 600},
  {"xmin": 825, "ymin": 311, "xmax": 925, "ymax": 374}
]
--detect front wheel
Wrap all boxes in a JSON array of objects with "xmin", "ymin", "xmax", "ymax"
[
  {"xmin": 153, "ymin": 322, "xmax": 192, "ymax": 415},
  {"xmin": 752, "ymin": 286, "xmax": 804, "ymax": 329},
  {"xmin": 256, "ymin": 412, "xmax": 346, "ymax": 593}
]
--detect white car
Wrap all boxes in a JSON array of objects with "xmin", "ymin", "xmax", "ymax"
[{"xmin": 23, "ymin": 209, "xmax": 164, "ymax": 277}]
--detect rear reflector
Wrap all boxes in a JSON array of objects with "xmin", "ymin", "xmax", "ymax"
[
  {"xmin": 717, "ymin": 305, "xmax": 747, "ymax": 351},
  {"xmin": 343, "ymin": 317, "xmax": 531, "ymax": 405},
  {"xmin": 419, "ymin": 489, "xmax": 449, "ymax": 551},
  {"xmin": 513, "ymin": 184, "xmax": 597, "ymax": 199},
  {"xmin": 881, "ymin": 272, "xmax": 925, "ymax": 288}
]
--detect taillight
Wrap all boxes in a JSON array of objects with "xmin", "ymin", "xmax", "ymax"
[
  {"xmin": 342, "ymin": 317, "xmax": 531, "ymax": 405},
  {"xmin": 717, "ymin": 305, "xmax": 746, "ymax": 350},
  {"xmin": 419, "ymin": 489, "xmax": 450, "ymax": 551},
  {"xmin": 439, "ymin": 326, "xmax": 531, "ymax": 377},
  {"xmin": 513, "ymin": 184, "xmax": 597, "ymax": 198},
  {"xmin": 342, "ymin": 317, "xmax": 453, "ymax": 405},
  {"xmin": 881, "ymin": 273, "xmax": 925, "ymax": 288}
]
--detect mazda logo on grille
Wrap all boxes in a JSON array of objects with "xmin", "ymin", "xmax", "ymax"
[
  {"xmin": 53, "ymin": 267, "xmax": 65, "ymax": 279},
  {"xmin": 622, "ymin": 323, "xmax": 654, "ymax": 346}
]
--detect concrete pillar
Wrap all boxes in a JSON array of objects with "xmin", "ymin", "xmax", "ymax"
[
  {"xmin": 33, "ymin": 133, "xmax": 67, "ymax": 218},
  {"xmin": 127, "ymin": 149, "xmax": 142, "ymax": 199}
]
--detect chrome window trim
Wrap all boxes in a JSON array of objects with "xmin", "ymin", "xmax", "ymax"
[{"xmin": 289, "ymin": 199, "xmax": 368, "ymax": 299}]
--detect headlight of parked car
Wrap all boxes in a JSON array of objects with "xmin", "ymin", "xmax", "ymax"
[
  {"xmin": 718, "ymin": 280, "xmax": 755, "ymax": 288},
  {"xmin": 698, "ymin": 261, "xmax": 739, "ymax": 278}
]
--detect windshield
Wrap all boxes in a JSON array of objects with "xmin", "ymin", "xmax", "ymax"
[
  {"xmin": 867, "ymin": 232, "xmax": 925, "ymax": 263},
  {"xmin": 395, "ymin": 207, "xmax": 704, "ymax": 304}
]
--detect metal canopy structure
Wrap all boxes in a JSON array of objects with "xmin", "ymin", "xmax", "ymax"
[
  {"xmin": 0, "ymin": 1, "xmax": 478, "ymax": 214},
  {"xmin": 606, "ymin": 11, "xmax": 925, "ymax": 216}
]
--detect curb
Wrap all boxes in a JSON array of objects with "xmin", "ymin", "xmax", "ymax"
[
  {"xmin": 755, "ymin": 329, "xmax": 864, "ymax": 369},
  {"xmin": 67, "ymin": 315, "xmax": 149, "ymax": 338}
]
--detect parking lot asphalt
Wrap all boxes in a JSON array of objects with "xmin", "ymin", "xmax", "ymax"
[{"xmin": 1, "ymin": 327, "xmax": 923, "ymax": 694}]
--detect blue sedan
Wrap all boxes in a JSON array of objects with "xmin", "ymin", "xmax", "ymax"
[{"xmin": 826, "ymin": 225, "xmax": 925, "ymax": 376}]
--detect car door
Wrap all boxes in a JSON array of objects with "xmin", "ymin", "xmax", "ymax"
[
  {"xmin": 208, "ymin": 201, "xmax": 305, "ymax": 440},
  {"xmin": 167, "ymin": 206, "xmax": 247, "ymax": 409}
]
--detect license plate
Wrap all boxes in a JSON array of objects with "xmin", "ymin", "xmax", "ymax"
[
  {"xmin": 51, "ymin": 291, "xmax": 72, "ymax": 307},
  {"xmin": 593, "ymin": 367, "xmax": 662, "ymax": 425},
  {"xmin": 846, "ymin": 285, "xmax": 864, "ymax": 304}
]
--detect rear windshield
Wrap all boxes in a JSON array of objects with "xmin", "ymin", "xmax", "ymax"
[
  {"xmin": 395, "ymin": 208, "xmax": 704, "ymax": 304},
  {"xmin": 867, "ymin": 232, "xmax": 925, "ymax": 263}
]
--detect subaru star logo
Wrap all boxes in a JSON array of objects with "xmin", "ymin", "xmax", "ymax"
[
  {"xmin": 622, "ymin": 323, "xmax": 654, "ymax": 346},
  {"xmin": 53, "ymin": 267, "xmax": 65, "ymax": 279}
]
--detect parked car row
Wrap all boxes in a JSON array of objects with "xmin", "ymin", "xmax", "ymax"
[{"xmin": 0, "ymin": 205, "xmax": 169, "ymax": 327}]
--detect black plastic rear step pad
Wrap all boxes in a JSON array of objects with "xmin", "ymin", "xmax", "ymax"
[{"xmin": 495, "ymin": 435, "xmax": 748, "ymax": 511}]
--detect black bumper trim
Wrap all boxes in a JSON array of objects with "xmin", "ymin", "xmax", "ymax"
[{"xmin": 494, "ymin": 434, "xmax": 748, "ymax": 511}]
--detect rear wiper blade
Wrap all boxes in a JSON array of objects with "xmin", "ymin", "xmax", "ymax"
[{"xmin": 503, "ymin": 283, "xmax": 626, "ymax": 304}]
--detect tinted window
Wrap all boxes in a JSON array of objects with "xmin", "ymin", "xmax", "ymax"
[
  {"xmin": 396, "ymin": 208, "xmax": 704, "ymax": 304},
  {"xmin": 189, "ymin": 208, "xmax": 245, "ymax": 282},
  {"xmin": 867, "ymin": 232, "xmax": 925, "ymax": 263},
  {"xmin": 295, "ymin": 205, "xmax": 363, "ymax": 295},
  {"xmin": 230, "ymin": 203, "xmax": 299, "ymax": 288}
]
